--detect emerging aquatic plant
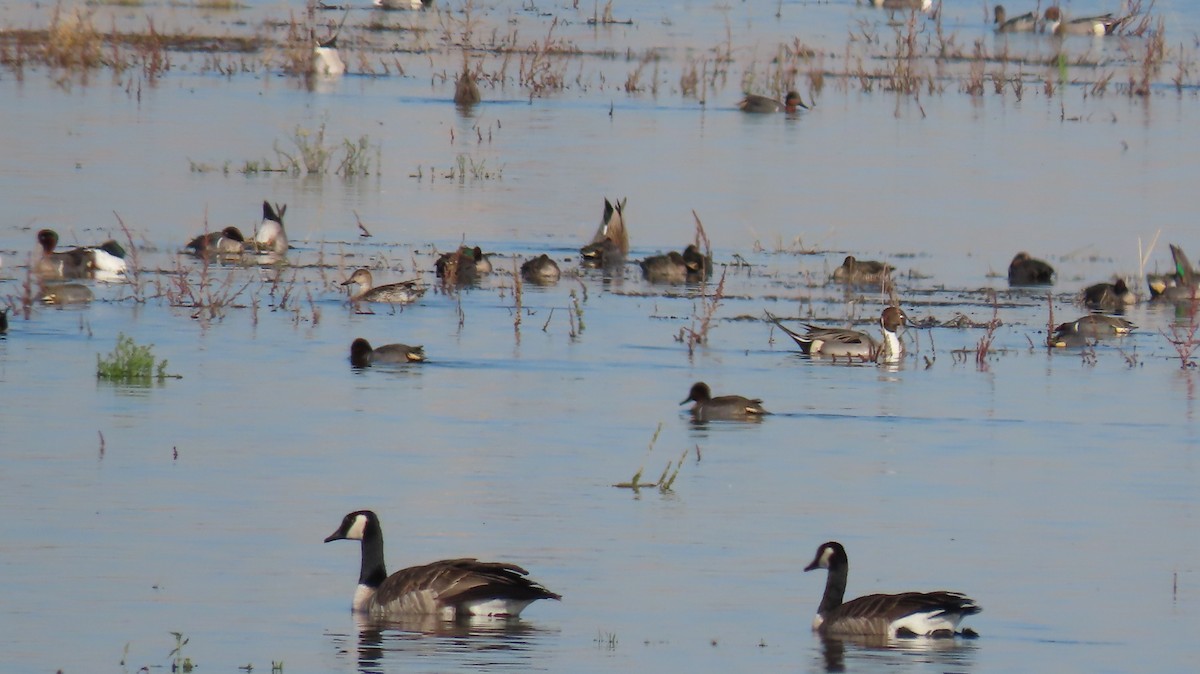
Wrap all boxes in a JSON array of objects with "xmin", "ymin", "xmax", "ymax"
[{"xmin": 96, "ymin": 333, "xmax": 174, "ymax": 381}]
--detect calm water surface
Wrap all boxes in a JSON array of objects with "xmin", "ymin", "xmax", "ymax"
[{"xmin": 1, "ymin": 0, "xmax": 1198, "ymax": 672}]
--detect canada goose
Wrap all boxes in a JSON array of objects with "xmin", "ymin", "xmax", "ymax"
[
  {"xmin": 253, "ymin": 201, "xmax": 288, "ymax": 256},
  {"xmin": 804, "ymin": 541, "xmax": 980, "ymax": 638},
  {"xmin": 349, "ymin": 338, "xmax": 426, "ymax": 367},
  {"xmin": 1007, "ymin": 252, "xmax": 1055, "ymax": 286},
  {"xmin": 341, "ymin": 269, "xmax": 425, "ymax": 305},
  {"xmin": 832, "ymin": 255, "xmax": 892, "ymax": 286},
  {"xmin": 580, "ymin": 198, "xmax": 629, "ymax": 270},
  {"xmin": 680, "ymin": 382, "xmax": 767, "ymax": 421},
  {"xmin": 737, "ymin": 91, "xmax": 807, "ymax": 114},
  {"xmin": 520, "ymin": 254, "xmax": 561, "ymax": 284},
  {"xmin": 324, "ymin": 510, "xmax": 561, "ymax": 620},
  {"xmin": 767, "ymin": 307, "xmax": 909, "ymax": 364}
]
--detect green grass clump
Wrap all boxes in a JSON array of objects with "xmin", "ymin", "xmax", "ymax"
[{"xmin": 96, "ymin": 333, "xmax": 173, "ymax": 381}]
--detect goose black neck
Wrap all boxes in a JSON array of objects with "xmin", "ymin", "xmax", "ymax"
[
  {"xmin": 818, "ymin": 560, "xmax": 848, "ymax": 615},
  {"xmin": 358, "ymin": 522, "xmax": 388, "ymax": 588}
]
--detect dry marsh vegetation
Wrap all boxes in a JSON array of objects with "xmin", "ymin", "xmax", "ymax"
[{"xmin": 0, "ymin": 2, "xmax": 1185, "ymax": 104}]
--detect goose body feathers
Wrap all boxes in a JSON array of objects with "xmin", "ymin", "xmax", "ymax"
[
  {"xmin": 325, "ymin": 510, "xmax": 560, "ymax": 620},
  {"xmin": 804, "ymin": 541, "xmax": 980, "ymax": 639}
]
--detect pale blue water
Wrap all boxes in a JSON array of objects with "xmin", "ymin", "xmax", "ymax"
[{"xmin": 1, "ymin": 1, "xmax": 1198, "ymax": 672}]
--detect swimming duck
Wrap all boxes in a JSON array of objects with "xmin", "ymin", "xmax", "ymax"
[
  {"xmin": 435, "ymin": 246, "xmax": 491, "ymax": 285},
  {"xmin": 520, "ymin": 254, "xmax": 561, "ymax": 284},
  {"xmin": 1007, "ymin": 252, "xmax": 1055, "ymax": 286},
  {"xmin": 41, "ymin": 283, "xmax": 94, "ymax": 305},
  {"xmin": 580, "ymin": 198, "xmax": 629, "ymax": 270},
  {"xmin": 253, "ymin": 201, "xmax": 288, "ymax": 256},
  {"xmin": 313, "ymin": 35, "xmax": 345, "ymax": 77},
  {"xmin": 454, "ymin": 71, "xmax": 481, "ymax": 107},
  {"xmin": 1147, "ymin": 244, "xmax": 1198, "ymax": 301},
  {"xmin": 341, "ymin": 268, "xmax": 425, "ymax": 305},
  {"xmin": 873, "ymin": 0, "xmax": 933, "ymax": 12},
  {"xmin": 324, "ymin": 510, "xmax": 560, "ymax": 619},
  {"xmin": 374, "ymin": 0, "xmax": 434, "ymax": 9},
  {"xmin": 1081, "ymin": 278, "xmax": 1136, "ymax": 312},
  {"xmin": 804, "ymin": 541, "xmax": 980, "ymax": 639},
  {"xmin": 1048, "ymin": 314, "xmax": 1136, "ymax": 347},
  {"xmin": 640, "ymin": 251, "xmax": 690, "ymax": 284},
  {"xmin": 767, "ymin": 307, "xmax": 909, "ymax": 364},
  {"xmin": 993, "ymin": 5, "xmax": 1038, "ymax": 32},
  {"xmin": 681, "ymin": 244, "xmax": 713, "ymax": 282},
  {"xmin": 185, "ymin": 226, "xmax": 246, "ymax": 257},
  {"xmin": 737, "ymin": 91, "xmax": 807, "ymax": 114},
  {"xmin": 34, "ymin": 229, "xmax": 103, "ymax": 279},
  {"xmin": 832, "ymin": 255, "xmax": 892, "ymax": 286},
  {"xmin": 1043, "ymin": 7, "xmax": 1124, "ymax": 36},
  {"xmin": 349, "ymin": 338, "xmax": 426, "ymax": 367},
  {"xmin": 679, "ymin": 382, "xmax": 767, "ymax": 422}
]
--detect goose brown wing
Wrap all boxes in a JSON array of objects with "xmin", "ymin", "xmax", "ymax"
[
  {"xmin": 374, "ymin": 559, "xmax": 561, "ymax": 610},
  {"xmin": 835, "ymin": 591, "xmax": 980, "ymax": 623}
]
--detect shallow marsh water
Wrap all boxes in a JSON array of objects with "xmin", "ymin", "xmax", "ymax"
[{"xmin": 1, "ymin": 0, "xmax": 1199, "ymax": 672}]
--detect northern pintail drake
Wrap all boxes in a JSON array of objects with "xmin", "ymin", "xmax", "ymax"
[
  {"xmin": 680, "ymin": 382, "xmax": 767, "ymax": 422},
  {"xmin": 520, "ymin": 254, "xmax": 561, "ymax": 284},
  {"xmin": 1043, "ymin": 7, "xmax": 1124, "ymax": 36},
  {"xmin": 341, "ymin": 268, "xmax": 425, "ymax": 304},
  {"xmin": 832, "ymin": 255, "xmax": 892, "ymax": 286},
  {"xmin": 324, "ymin": 510, "xmax": 560, "ymax": 620},
  {"xmin": 454, "ymin": 71, "xmax": 481, "ymax": 107},
  {"xmin": 435, "ymin": 246, "xmax": 491, "ymax": 284},
  {"xmin": 1007, "ymin": 252, "xmax": 1055, "ymax": 286},
  {"xmin": 349, "ymin": 338, "xmax": 426, "ymax": 367},
  {"xmin": 1081, "ymin": 278, "xmax": 1136, "ymax": 312},
  {"xmin": 41, "ymin": 283, "xmax": 94, "ymax": 305},
  {"xmin": 994, "ymin": 5, "xmax": 1038, "ymax": 32},
  {"xmin": 1048, "ymin": 314, "xmax": 1136, "ymax": 347},
  {"xmin": 186, "ymin": 226, "xmax": 246, "ymax": 257},
  {"xmin": 737, "ymin": 91, "xmax": 807, "ymax": 114},
  {"xmin": 641, "ymin": 251, "xmax": 689, "ymax": 284},
  {"xmin": 253, "ymin": 201, "xmax": 288, "ymax": 256},
  {"xmin": 35, "ymin": 229, "xmax": 126, "ymax": 279},
  {"xmin": 374, "ymin": 0, "xmax": 433, "ymax": 9},
  {"xmin": 580, "ymin": 198, "xmax": 629, "ymax": 270},
  {"xmin": 767, "ymin": 307, "xmax": 909, "ymax": 364},
  {"xmin": 805, "ymin": 541, "xmax": 980, "ymax": 639},
  {"xmin": 313, "ymin": 35, "xmax": 345, "ymax": 77}
]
